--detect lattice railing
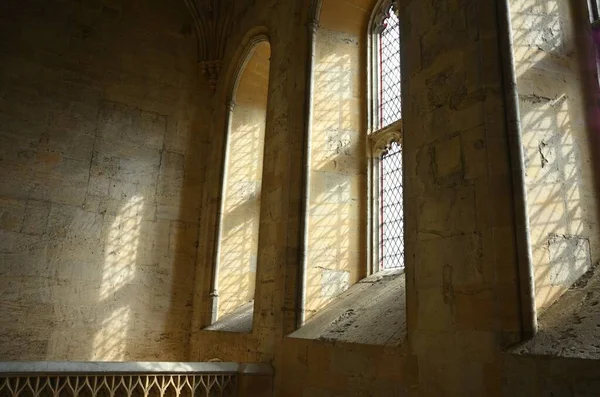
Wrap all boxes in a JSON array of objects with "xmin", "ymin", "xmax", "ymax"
[
  {"xmin": 0, "ymin": 362, "xmax": 274, "ymax": 397},
  {"xmin": 0, "ymin": 374, "xmax": 235, "ymax": 397}
]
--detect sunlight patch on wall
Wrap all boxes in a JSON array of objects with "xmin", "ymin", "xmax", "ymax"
[
  {"xmin": 100, "ymin": 196, "xmax": 144, "ymax": 300},
  {"xmin": 305, "ymin": 29, "xmax": 364, "ymax": 319},
  {"xmin": 218, "ymin": 118, "xmax": 264, "ymax": 318},
  {"xmin": 92, "ymin": 306, "xmax": 131, "ymax": 360},
  {"xmin": 511, "ymin": 0, "xmax": 599, "ymax": 311},
  {"xmin": 94, "ymin": 195, "xmax": 144, "ymax": 359}
]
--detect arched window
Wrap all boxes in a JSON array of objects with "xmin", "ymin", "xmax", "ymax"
[
  {"xmin": 293, "ymin": 0, "xmax": 407, "ymax": 345},
  {"xmin": 375, "ymin": 6, "xmax": 401, "ymax": 128},
  {"xmin": 208, "ymin": 39, "xmax": 271, "ymax": 332},
  {"xmin": 369, "ymin": 1, "xmax": 404, "ymax": 272}
]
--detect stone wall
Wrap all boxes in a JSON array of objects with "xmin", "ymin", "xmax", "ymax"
[
  {"xmin": 305, "ymin": 27, "xmax": 366, "ymax": 319},
  {"xmin": 3, "ymin": 0, "xmax": 600, "ymax": 395},
  {"xmin": 278, "ymin": 338, "xmax": 413, "ymax": 396},
  {"xmin": 0, "ymin": 0, "xmax": 205, "ymax": 360},
  {"xmin": 402, "ymin": 0, "xmax": 524, "ymax": 391},
  {"xmin": 510, "ymin": 0, "xmax": 600, "ymax": 312}
]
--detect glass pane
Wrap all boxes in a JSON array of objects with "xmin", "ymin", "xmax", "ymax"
[
  {"xmin": 379, "ymin": 8, "xmax": 401, "ymax": 128},
  {"xmin": 380, "ymin": 141, "xmax": 404, "ymax": 270}
]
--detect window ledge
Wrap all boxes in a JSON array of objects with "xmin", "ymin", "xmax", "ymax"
[
  {"xmin": 510, "ymin": 263, "xmax": 600, "ymax": 359},
  {"xmin": 289, "ymin": 270, "xmax": 407, "ymax": 347},
  {"xmin": 204, "ymin": 301, "xmax": 254, "ymax": 334}
]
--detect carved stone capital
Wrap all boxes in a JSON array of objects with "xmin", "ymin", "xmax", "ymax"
[
  {"xmin": 185, "ymin": 0, "xmax": 236, "ymax": 94},
  {"xmin": 199, "ymin": 60, "xmax": 222, "ymax": 93},
  {"xmin": 370, "ymin": 120, "xmax": 403, "ymax": 156},
  {"xmin": 307, "ymin": 18, "xmax": 320, "ymax": 34},
  {"xmin": 225, "ymin": 100, "xmax": 236, "ymax": 112}
]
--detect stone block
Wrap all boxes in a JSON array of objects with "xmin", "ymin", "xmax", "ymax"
[
  {"xmin": 118, "ymin": 156, "xmax": 160, "ymax": 186},
  {"xmin": 416, "ymin": 288, "xmax": 454, "ymax": 331},
  {"xmin": 46, "ymin": 203, "xmax": 81, "ymax": 238},
  {"xmin": 94, "ymin": 137, "xmax": 162, "ymax": 166},
  {"xmin": 67, "ymin": 208, "xmax": 103, "ymax": 240},
  {"xmin": 455, "ymin": 279, "xmax": 493, "ymax": 322},
  {"xmin": 238, "ymin": 373, "xmax": 273, "ymax": 397},
  {"xmin": 462, "ymin": 126, "xmax": 486, "ymax": 180},
  {"xmin": 156, "ymin": 204, "xmax": 180, "ymax": 220},
  {"xmin": 21, "ymin": 200, "xmax": 51, "ymax": 235},
  {"xmin": 418, "ymin": 185, "xmax": 476, "ymax": 237},
  {"xmin": 434, "ymin": 136, "xmax": 462, "ymax": 178},
  {"xmin": 0, "ymin": 197, "xmax": 25, "ymax": 231},
  {"xmin": 97, "ymin": 101, "xmax": 167, "ymax": 149},
  {"xmin": 169, "ymin": 220, "xmax": 198, "ymax": 257},
  {"xmin": 159, "ymin": 150, "xmax": 185, "ymax": 177},
  {"xmin": 39, "ymin": 128, "xmax": 96, "ymax": 161},
  {"xmin": 331, "ymin": 346, "xmax": 374, "ymax": 376},
  {"xmin": 0, "ymin": 231, "xmax": 48, "ymax": 277},
  {"xmin": 455, "ymin": 330, "xmax": 495, "ymax": 362}
]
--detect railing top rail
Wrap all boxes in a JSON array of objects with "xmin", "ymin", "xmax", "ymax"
[{"xmin": 0, "ymin": 362, "xmax": 273, "ymax": 376}]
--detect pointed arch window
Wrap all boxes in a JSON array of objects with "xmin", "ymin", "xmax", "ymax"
[
  {"xmin": 369, "ymin": 1, "xmax": 404, "ymax": 272},
  {"xmin": 377, "ymin": 7, "xmax": 401, "ymax": 128},
  {"xmin": 206, "ymin": 39, "xmax": 271, "ymax": 332}
]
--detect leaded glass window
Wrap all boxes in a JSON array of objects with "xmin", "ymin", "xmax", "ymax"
[
  {"xmin": 370, "ymin": 2, "xmax": 404, "ymax": 272},
  {"xmin": 379, "ymin": 141, "xmax": 404, "ymax": 269},
  {"xmin": 378, "ymin": 7, "xmax": 401, "ymax": 128}
]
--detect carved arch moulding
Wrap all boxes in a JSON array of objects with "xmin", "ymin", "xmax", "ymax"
[
  {"xmin": 371, "ymin": 122, "xmax": 402, "ymax": 156},
  {"xmin": 184, "ymin": 0, "xmax": 237, "ymax": 92}
]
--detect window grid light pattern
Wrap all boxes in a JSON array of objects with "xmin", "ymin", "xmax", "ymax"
[
  {"xmin": 378, "ymin": 8, "xmax": 401, "ymax": 128},
  {"xmin": 379, "ymin": 141, "xmax": 404, "ymax": 270}
]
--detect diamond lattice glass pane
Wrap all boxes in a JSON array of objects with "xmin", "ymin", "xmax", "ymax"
[
  {"xmin": 378, "ymin": 8, "xmax": 401, "ymax": 128},
  {"xmin": 380, "ymin": 141, "xmax": 404, "ymax": 270}
]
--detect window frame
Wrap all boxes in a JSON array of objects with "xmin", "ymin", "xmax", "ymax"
[
  {"xmin": 367, "ymin": 0, "xmax": 404, "ymax": 275},
  {"xmin": 590, "ymin": 0, "xmax": 600, "ymax": 23},
  {"xmin": 588, "ymin": 0, "xmax": 600, "ymax": 85}
]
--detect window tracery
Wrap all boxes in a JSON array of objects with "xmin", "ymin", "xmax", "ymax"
[
  {"xmin": 369, "ymin": 0, "xmax": 404, "ymax": 272},
  {"xmin": 377, "ymin": 7, "xmax": 401, "ymax": 128}
]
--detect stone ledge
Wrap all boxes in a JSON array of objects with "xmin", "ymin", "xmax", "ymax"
[
  {"xmin": 0, "ymin": 361, "xmax": 273, "ymax": 375},
  {"xmin": 511, "ymin": 264, "xmax": 600, "ymax": 359}
]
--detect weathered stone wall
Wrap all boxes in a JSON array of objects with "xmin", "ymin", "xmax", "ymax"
[
  {"xmin": 0, "ymin": 0, "xmax": 206, "ymax": 360},
  {"xmin": 217, "ymin": 41, "xmax": 270, "ymax": 320},
  {"xmin": 189, "ymin": 0, "xmax": 307, "ymax": 360},
  {"xmin": 402, "ymin": 0, "xmax": 524, "ymax": 392},
  {"xmin": 277, "ymin": 338, "xmax": 413, "ymax": 395},
  {"xmin": 510, "ymin": 0, "xmax": 600, "ymax": 312},
  {"xmin": 305, "ymin": 27, "xmax": 366, "ymax": 319},
  {"xmin": 501, "ymin": 353, "xmax": 600, "ymax": 395}
]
